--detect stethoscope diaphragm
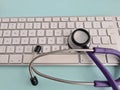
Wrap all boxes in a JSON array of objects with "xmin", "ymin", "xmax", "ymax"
[{"xmin": 68, "ymin": 28, "xmax": 90, "ymax": 49}]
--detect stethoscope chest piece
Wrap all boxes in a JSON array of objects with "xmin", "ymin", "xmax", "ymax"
[{"xmin": 68, "ymin": 28, "xmax": 90, "ymax": 49}]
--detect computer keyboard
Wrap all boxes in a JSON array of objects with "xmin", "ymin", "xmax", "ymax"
[{"xmin": 0, "ymin": 16, "xmax": 120, "ymax": 66}]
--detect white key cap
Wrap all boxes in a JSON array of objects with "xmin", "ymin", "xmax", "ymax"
[
  {"xmin": 34, "ymin": 54, "xmax": 79, "ymax": 64},
  {"xmin": 95, "ymin": 54, "xmax": 107, "ymax": 64},
  {"xmin": 8, "ymin": 23, "xmax": 16, "ymax": 29},
  {"xmin": 33, "ymin": 23, "xmax": 41, "ymax": 29},
  {"xmin": 53, "ymin": 17, "xmax": 60, "ymax": 21},
  {"xmin": 39, "ymin": 37, "xmax": 46, "ymax": 44},
  {"xmin": 0, "ymin": 23, "xmax": 8, "ymax": 29},
  {"xmin": 10, "ymin": 18, "xmax": 18, "ymax": 22},
  {"xmin": 61, "ymin": 45, "xmax": 68, "ymax": 50},
  {"xmin": 9, "ymin": 54, "xmax": 22, "ymax": 63},
  {"xmin": 87, "ymin": 17, "xmax": 95, "ymax": 21},
  {"xmin": 117, "ymin": 17, "xmax": 120, "ymax": 21},
  {"xmin": 17, "ymin": 23, "xmax": 24, "ymax": 29},
  {"xmin": 84, "ymin": 22, "xmax": 92, "ymax": 28},
  {"xmin": 105, "ymin": 17, "xmax": 115, "ymax": 21},
  {"xmin": 4, "ymin": 38, "xmax": 12, "ymax": 44},
  {"xmin": 42, "ymin": 22, "xmax": 49, "ymax": 29},
  {"xmin": 0, "ymin": 30, "xmax": 2, "ymax": 36},
  {"xmin": 101, "ymin": 36, "xmax": 110, "ymax": 44},
  {"xmin": 3, "ymin": 30, "xmax": 11, "ymax": 36},
  {"xmin": 0, "ymin": 38, "xmax": 3, "ymax": 44},
  {"xmin": 12, "ymin": 30, "xmax": 19, "ymax": 36},
  {"xmin": 107, "ymin": 54, "xmax": 119, "ymax": 64},
  {"xmin": 20, "ymin": 30, "xmax": 28, "ymax": 36},
  {"xmin": 25, "ymin": 23, "xmax": 33, "ymax": 29},
  {"xmin": 2, "ymin": 18, "xmax": 9, "ymax": 22},
  {"xmin": 43, "ymin": 45, "xmax": 51, "ymax": 53},
  {"xmin": 61, "ymin": 17, "xmax": 69, "ymax": 21},
  {"xmin": 98, "ymin": 29, "xmax": 107, "ymax": 35},
  {"xmin": 23, "ymin": 54, "xmax": 33, "ymax": 63},
  {"xmin": 67, "ymin": 22, "xmax": 75, "ymax": 28},
  {"xmin": 6, "ymin": 46, "xmax": 15, "ymax": 53},
  {"xmin": 19, "ymin": 18, "xmax": 26, "ymax": 22},
  {"xmin": 24, "ymin": 46, "xmax": 33, "ymax": 53},
  {"xmin": 0, "ymin": 46, "xmax": 6, "ymax": 53},
  {"xmin": 37, "ymin": 30, "xmax": 44, "ymax": 36},
  {"xmin": 56, "ymin": 37, "xmax": 64, "ymax": 44},
  {"xmin": 29, "ymin": 30, "xmax": 36, "ymax": 36},
  {"xmin": 76, "ymin": 22, "xmax": 83, "ymax": 28},
  {"xmin": 46, "ymin": 30, "xmax": 53, "ymax": 36},
  {"xmin": 118, "ymin": 22, "xmax": 120, "ymax": 28},
  {"xmin": 0, "ymin": 55, "xmax": 9, "ymax": 63},
  {"xmin": 27, "ymin": 18, "xmax": 34, "ymax": 22},
  {"xmin": 55, "ymin": 29, "xmax": 62, "ymax": 36},
  {"xmin": 21, "ymin": 38, "xmax": 29, "ymax": 44},
  {"xmin": 48, "ymin": 37, "xmax": 55, "ymax": 44},
  {"xmin": 12, "ymin": 38, "xmax": 20, "ymax": 44},
  {"xmin": 59, "ymin": 22, "xmax": 66, "ymax": 28},
  {"xmin": 35, "ymin": 18, "xmax": 43, "ymax": 21},
  {"xmin": 89, "ymin": 29, "xmax": 98, "ymax": 36},
  {"xmin": 107, "ymin": 29, "xmax": 119, "ymax": 36},
  {"xmin": 16, "ymin": 46, "xmax": 24, "ymax": 53},
  {"xmin": 81, "ymin": 53, "xmax": 93, "ymax": 64},
  {"xmin": 52, "ymin": 45, "xmax": 60, "ymax": 51},
  {"xmin": 110, "ymin": 35, "xmax": 117, "ymax": 44},
  {"xmin": 63, "ymin": 29, "xmax": 71, "ymax": 36},
  {"xmin": 44, "ymin": 17, "xmax": 51, "ymax": 21},
  {"xmin": 92, "ymin": 36, "xmax": 101, "ymax": 44},
  {"xmin": 102, "ymin": 21, "xmax": 117, "ymax": 28},
  {"xmin": 79, "ymin": 17, "xmax": 86, "ymax": 21},
  {"xmin": 96, "ymin": 17, "xmax": 104, "ymax": 21},
  {"xmin": 93, "ymin": 22, "xmax": 101, "ymax": 28},
  {"xmin": 30, "ymin": 38, "xmax": 37, "ymax": 44},
  {"xmin": 70, "ymin": 17, "xmax": 77, "ymax": 21},
  {"xmin": 50, "ymin": 22, "xmax": 58, "ymax": 28}
]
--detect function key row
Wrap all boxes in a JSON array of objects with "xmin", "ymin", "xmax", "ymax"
[{"xmin": 0, "ymin": 16, "xmax": 120, "ymax": 22}]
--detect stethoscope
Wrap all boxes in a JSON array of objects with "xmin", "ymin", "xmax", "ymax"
[{"xmin": 29, "ymin": 28, "xmax": 120, "ymax": 90}]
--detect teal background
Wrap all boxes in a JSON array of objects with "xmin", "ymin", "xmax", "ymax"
[{"xmin": 0, "ymin": 0, "xmax": 120, "ymax": 90}]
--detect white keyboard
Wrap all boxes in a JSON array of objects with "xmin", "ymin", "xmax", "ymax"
[{"xmin": 0, "ymin": 16, "xmax": 120, "ymax": 65}]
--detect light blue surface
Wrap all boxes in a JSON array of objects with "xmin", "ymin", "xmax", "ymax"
[{"xmin": 0, "ymin": 0, "xmax": 120, "ymax": 90}]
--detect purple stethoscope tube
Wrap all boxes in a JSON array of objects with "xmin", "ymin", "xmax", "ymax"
[{"xmin": 87, "ymin": 47, "xmax": 120, "ymax": 90}]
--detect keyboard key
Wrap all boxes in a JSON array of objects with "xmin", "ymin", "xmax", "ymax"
[
  {"xmin": 24, "ymin": 46, "xmax": 33, "ymax": 53},
  {"xmin": 35, "ymin": 18, "xmax": 43, "ymax": 21},
  {"xmin": 12, "ymin": 38, "xmax": 20, "ymax": 44},
  {"xmin": 30, "ymin": 38, "xmax": 37, "ymax": 44},
  {"xmin": 39, "ymin": 37, "xmax": 46, "ymax": 44},
  {"xmin": 89, "ymin": 29, "xmax": 98, "ymax": 36},
  {"xmin": 3, "ymin": 30, "xmax": 11, "ymax": 37},
  {"xmin": 75, "ymin": 22, "xmax": 83, "ymax": 28},
  {"xmin": 87, "ymin": 17, "xmax": 95, "ymax": 21},
  {"xmin": 44, "ymin": 17, "xmax": 51, "ymax": 21},
  {"xmin": 81, "ymin": 53, "xmax": 93, "ymax": 64},
  {"xmin": 43, "ymin": 45, "xmax": 51, "ymax": 53},
  {"xmin": 96, "ymin": 17, "xmax": 104, "ymax": 21},
  {"xmin": 0, "ymin": 30, "xmax": 2, "ymax": 36},
  {"xmin": 56, "ymin": 37, "xmax": 64, "ymax": 44},
  {"xmin": 2, "ymin": 18, "xmax": 9, "ymax": 22},
  {"xmin": 93, "ymin": 22, "xmax": 101, "ymax": 28},
  {"xmin": 4, "ymin": 38, "xmax": 12, "ymax": 44},
  {"xmin": 17, "ymin": 23, "xmax": 24, "ymax": 29},
  {"xmin": 54, "ymin": 29, "xmax": 62, "ymax": 36},
  {"xmin": 52, "ymin": 45, "xmax": 60, "ymax": 51},
  {"xmin": 0, "ymin": 38, "xmax": 3, "ymax": 44},
  {"xmin": 95, "ymin": 54, "xmax": 107, "ymax": 64},
  {"xmin": 53, "ymin": 17, "xmax": 60, "ymax": 21},
  {"xmin": 59, "ymin": 22, "xmax": 66, "ymax": 28},
  {"xmin": 9, "ymin": 54, "xmax": 22, "ymax": 63},
  {"xmin": 0, "ymin": 23, "xmax": 8, "ymax": 29},
  {"xmin": 12, "ymin": 30, "xmax": 19, "ymax": 36},
  {"xmin": 107, "ymin": 54, "xmax": 119, "ymax": 64},
  {"xmin": 27, "ymin": 18, "xmax": 34, "ymax": 22},
  {"xmin": 42, "ymin": 22, "xmax": 49, "ymax": 29},
  {"xmin": 25, "ymin": 23, "xmax": 33, "ymax": 29},
  {"xmin": 67, "ymin": 22, "xmax": 75, "ymax": 28},
  {"xmin": 105, "ymin": 17, "xmax": 115, "ymax": 21},
  {"xmin": 63, "ymin": 29, "xmax": 71, "ymax": 36},
  {"xmin": 98, "ymin": 29, "xmax": 107, "ymax": 35},
  {"xmin": 33, "ymin": 23, "xmax": 41, "ymax": 29},
  {"xmin": 29, "ymin": 30, "xmax": 36, "ymax": 36},
  {"xmin": 21, "ymin": 38, "xmax": 29, "ymax": 44},
  {"xmin": 8, "ymin": 23, "xmax": 16, "ymax": 29},
  {"xmin": 20, "ymin": 30, "xmax": 28, "ymax": 36},
  {"xmin": 16, "ymin": 46, "xmax": 24, "ymax": 53},
  {"xmin": 50, "ymin": 22, "xmax": 58, "ymax": 28},
  {"xmin": 92, "ymin": 36, "xmax": 101, "ymax": 44},
  {"xmin": 19, "ymin": 18, "xmax": 26, "ymax": 22},
  {"xmin": 84, "ymin": 22, "xmax": 92, "ymax": 28},
  {"xmin": 70, "ymin": 17, "xmax": 77, "ymax": 21},
  {"xmin": 0, "ymin": 46, "xmax": 6, "ymax": 53},
  {"xmin": 46, "ymin": 30, "xmax": 53, "ymax": 36},
  {"xmin": 6, "ymin": 46, "xmax": 15, "ymax": 53},
  {"xmin": 61, "ymin": 17, "xmax": 69, "ymax": 21},
  {"xmin": 10, "ymin": 18, "xmax": 18, "ymax": 22},
  {"xmin": 79, "ymin": 17, "xmax": 86, "ymax": 21},
  {"xmin": 101, "ymin": 36, "xmax": 110, "ymax": 44},
  {"xmin": 0, "ymin": 55, "xmax": 9, "ymax": 63},
  {"xmin": 37, "ymin": 30, "xmax": 44, "ymax": 36},
  {"xmin": 23, "ymin": 54, "xmax": 33, "ymax": 63},
  {"xmin": 34, "ymin": 54, "xmax": 79, "ymax": 64},
  {"xmin": 48, "ymin": 37, "xmax": 55, "ymax": 44},
  {"xmin": 102, "ymin": 22, "xmax": 117, "ymax": 28}
]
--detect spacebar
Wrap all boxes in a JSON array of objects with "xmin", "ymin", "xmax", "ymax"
[{"xmin": 34, "ymin": 54, "xmax": 79, "ymax": 64}]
